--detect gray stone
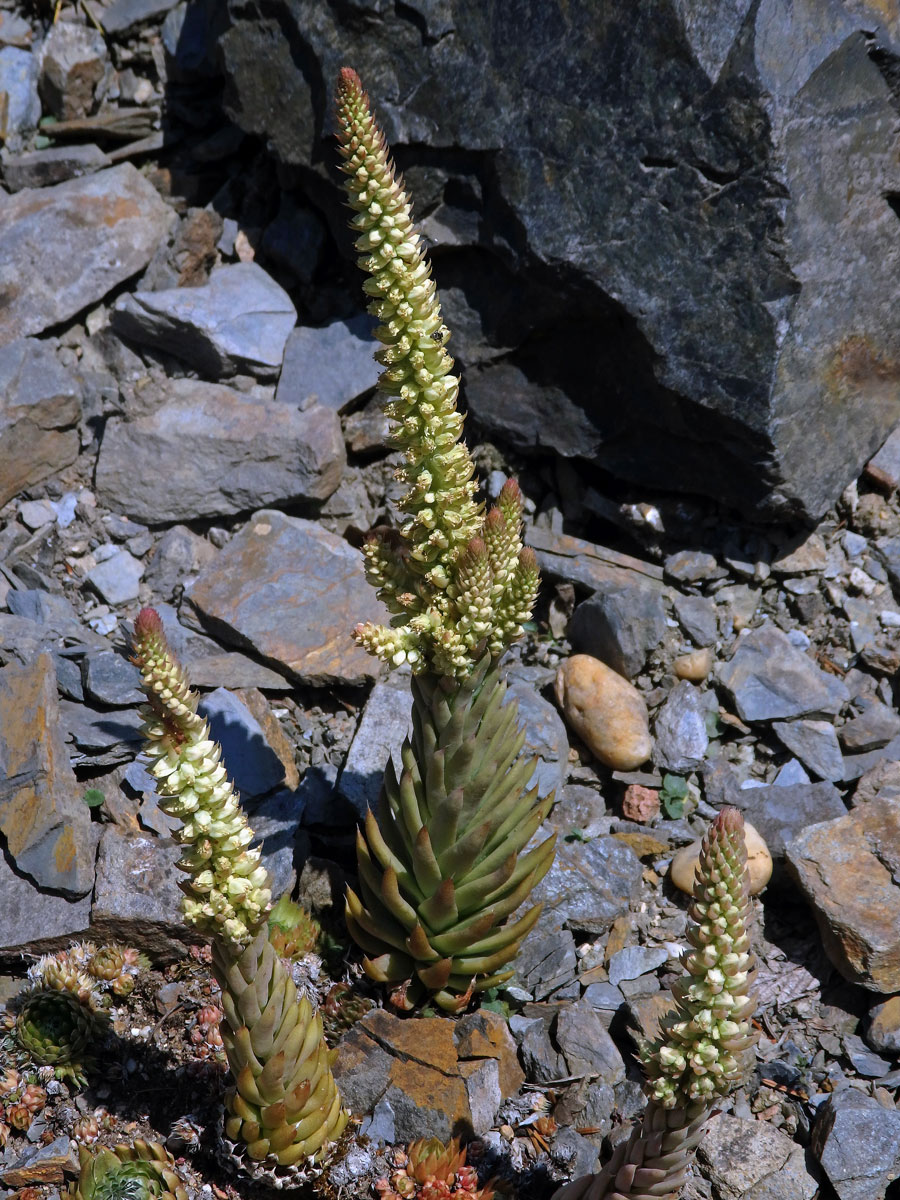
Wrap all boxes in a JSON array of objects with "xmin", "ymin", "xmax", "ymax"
[
  {"xmin": 144, "ymin": 525, "xmax": 218, "ymax": 600},
  {"xmin": 839, "ymin": 699, "xmax": 900, "ymax": 752},
  {"xmin": 0, "ymin": 338, "xmax": 81, "ymax": 508},
  {"xmin": 772, "ymin": 719, "xmax": 844, "ymax": 783},
  {"xmin": 0, "ymin": 165, "xmax": 173, "ymax": 345},
  {"xmin": 717, "ymin": 624, "xmax": 849, "ymax": 722},
  {"xmin": 507, "ymin": 667, "xmax": 569, "ymax": 799},
  {"xmin": 511, "ymin": 1013, "xmax": 567, "ymax": 1083},
  {"xmin": 338, "ymin": 674, "xmax": 412, "ymax": 817},
  {"xmin": 568, "ymin": 582, "xmax": 667, "ymax": 678},
  {"xmin": 358, "ymin": 1098, "xmax": 396, "ymax": 1145},
  {"xmin": 547, "ymin": 783, "xmax": 607, "ymax": 841},
  {"xmin": 197, "ymin": 688, "xmax": 287, "ymax": 800},
  {"xmin": 726, "ymin": 777, "xmax": 846, "ymax": 860},
  {"xmin": 664, "ymin": 550, "xmax": 719, "ymax": 583},
  {"xmin": 511, "ymin": 927, "xmax": 578, "ymax": 1000},
  {"xmin": 0, "ymin": 655, "xmax": 97, "ymax": 897},
  {"xmin": 97, "ymin": 378, "xmax": 345, "ymax": 523},
  {"xmin": 583, "ymin": 982, "xmax": 625, "ymax": 1014},
  {"xmin": 18, "ymin": 498, "xmax": 56, "ymax": 530},
  {"xmin": 261, "ymin": 196, "xmax": 326, "ymax": 284},
  {"xmin": 217, "ymin": 1, "xmax": 900, "ymax": 519},
  {"xmin": 548, "ymin": 1127, "xmax": 600, "ymax": 1180},
  {"xmin": 773, "ymin": 757, "xmax": 811, "ymax": 786},
  {"xmin": 61, "ymin": 698, "xmax": 144, "ymax": 764},
  {"xmin": 526, "ymin": 528, "xmax": 665, "ymax": 594},
  {"xmin": 529, "ymin": 835, "xmax": 643, "ymax": 935},
  {"xmin": 842, "ymin": 1033, "xmax": 892, "ymax": 1078},
  {"xmin": 276, "ymin": 316, "xmax": 380, "ymax": 412},
  {"xmin": 247, "ymin": 789, "xmax": 306, "ymax": 899},
  {"xmin": 2, "ymin": 144, "xmax": 111, "ymax": 192},
  {"xmin": 102, "ymin": 0, "xmax": 180, "ymax": 34},
  {"xmin": 867, "ymin": 996, "xmax": 900, "ymax": 1056},
  {"xmin": 771, "ymin": 531, "xmax": 828, "ymax": 575},
  {"xmin": 698, "ymin": 1112, "xmax": 818, "ymax": 1200},
  {"xmin": 843, "ymin": 733, "xmax": 900, "ymax": 784},
  {"xmin": 652, "ymin": 680, "xmax": 710, "ymax": 772},
  {"xmin": 86, "ymin": 548, "xmax": 144, "ymax": 605},
  {"xmin": 866, "ymin": 425, "xmax": 900, "ymax": 492},
  {"xmin": 873, "ymin": 536, "xmax": 900, "ymax": 597},
  {"xmin": 82, "ymin": 650, "xmax": 144, "ymax": 707},
  {"xmin": 0, "ymin": 46, "xmax": 40, "ymax": 134},
  {"xmin": 672, "ymin": 591, "xmax": 718, "ymax": 647},
  {"xmin": 0, "ymin": 851, "xmax": 92, "ymax": 955},
  {"xmin": 343, "ymin": 393, "xmax": 391, "ymax": 456},
  {"xmin": 607, "ymin": 945, "xmax": 669, "ymax": 988},
  {"xmin": 6, "ymin": 589, "xmax": 82, "ymax": 636},
  {"xmin": 555, "ymin": 998, "xmax": 626, "ymax": 1082},
  {"xmin": 90, "ymin": 825, "xmax": 193, "ymax": 959},
  {"xmin": 38, "ymin": 21, "xmax": 108, "ymax": 120},
  {"xmin": 187, "ymin": 509, "xmax": 390, "ymax": 686},
  {"xmin": 112, "ymin": 262, "xmax": 296, "ymax": 379},
  {"xmin": 811, "ymin": 1089, "xmax": 900, "ymax": 1200}
]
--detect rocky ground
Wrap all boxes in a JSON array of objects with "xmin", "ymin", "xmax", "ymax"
[{"xmin": 0, "ymin": 2, "xmax": 900, "ymax": 1199}]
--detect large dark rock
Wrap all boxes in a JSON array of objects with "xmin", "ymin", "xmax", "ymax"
[{"xmin": 211, "ymin": 0, "xmax": 900, "ymax": 519}]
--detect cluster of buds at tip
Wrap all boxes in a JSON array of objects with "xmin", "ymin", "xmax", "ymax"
[
  {"xmin": 336, "ymin": 69, "xmax": 539, "ymax": 679},
  {"xmin": 376, "ymin": 1138, "xmax": 493, "ymax": 1200},
  {"xmin": 642, "ymin": 806, "xmax": 757, "ymax": 1109},
  {"xmin": 131, "ymin": 607, "xmax": 272, "ymax": 947},
  {"xmin": 29, "ymin": 942, "xmax": 148, "ymax": 1001}
]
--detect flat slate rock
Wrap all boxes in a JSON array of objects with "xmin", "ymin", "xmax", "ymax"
[
  {"xmin": 0, "ymin": 337, "xmax": 81, "ymax": 508},
  {"xmin": 276, "ymin": 315, "xmax": 380, "ymax": 412},
  {"xmin": 338, "ymin": 673, "xmax": 412, "ymax": 818},
  {"xmin": 772, "ymin": 718, "xmax": 844, "ymax": 782},
  {"xmin": 0, "ymin": 853, "xmax": 92, "ymax": 956},
  {"xmin": 811, "ymin": 1088, "xmax": 900, "ymax": 1200},
  {"xmin": 197, "ymin": 687, "xmax": 286, "ymax": 800},
  {"xmin": 725, "ymin": 777, "xmax": 846, "ymax": 860},
  {"xmin": 112, "ymin": 262, "xmax": 296, "ymax": 378},
  {"xmin": 2, "ymin": 144, "xmax": 111, "ymax": 192},
  {"xmin": 0, "ymin": 654, "xmax": 96, "ymax": 897},
  {"xmin": 96, "ymin": 377, "xmax": 345, "ymax": 523},
  {"xmin": 717, "ymin": 623, "xmax": 849, "ymax": 722},
  {"xmin": 0, "ymin": 163, "xmax": 172, "ymax": 345},
  {"xmin": 528, "ymin": 834, "xmax": 643, "ymax": 935},
  {"xmin": 187, "ymin": 509, "xmax": 389, "ymax": 686},
  {"xmin": 699, "ymin": 1113, "xmax": 818, "ymax": 1200}
]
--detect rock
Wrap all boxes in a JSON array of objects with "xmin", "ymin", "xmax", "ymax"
[
  {"xmin": 96, "ymin": 378, "xmax": 345, "ymax": 522},
  {"xmin": 2, "ymin": 144, "xmax": 111, "ymax": 191},
  {"xmin": 246, "ymin": 788, "xmax": 306, "ymax": 899},
  {"xmin": 785, "ymin": 797, "xmax": 900, "ymax": 992},
  {"xmin": 673, "ymin": 647, "xmax": 713, "ymax": 681},
  {"xmin": 187, "ymin": 509, "xmax": 389, "ymax": 686},
  {"xmin": 717, "ymin": 624, "xmax": 849, "ymax": 722},
  {"xmin": 276, "ymin": 316, "xmax": 380, "ymax": 412},
  {"xmin": 607, "ymin": 945, "xmax": 669, "ymax": 988},
  {"xmin": 0, "ymin": 1135, "xmax": 79, "ymax": 1187},
  {"xmin": 664, "ymin": 550, "xmax": 719, "ymax": 583},
  {"xmin": 568, "ymin": 581, "xmax": 667, "ymax": 678},
  {"xmin": 218, "ymin": 1, "xmax": 900, "ymax": 520},
  {"xmin": 61, "ymin": 698, "xmax": 144, "ymax": 766},
  {"xmin": 0, "ymin": 46, "xmax": 40, "ymax": 135},
  {"xmin": 507, "ymin": 666, "xmax": 569, "ymax": 799},
  {"xmin": 865, "ymin": 425, "xmax": 900, "ymax": 493},
  {"xmin": 38, "ymin": 21, "xmax": 108, "ymax": 120},
  {"xmin": 716, "ymin": 584, "xmax": 762, "ymax": 633},
  {"xmin": 90, "ymin": 826, "xmax": 191, "ymax": 960},
  {"xmin": 652, "ymin": 680, "xmax": 709, "ymax": 773},
  {"xmin": 811, "ymin": 1089, "xmax": 900, "ymax": 1200},
  {"xmin": 839, "ymin": 699, "xmax": 900, "ymax": 752},
  {"xmin": 511, "ymin": 1011, "xmax": 567, "ymax": 1083},
  {"xmin": 5, "ymin": 589, "xmax": 82, "ymax": 637},
  {"xmin": 0, "ymin": 854, "xmax": 91, "ymax": 955},
  {"xmin": 726, "ymin": 778, "xmax": 847, "ymax": 860},
  {"xmin": 528, "ymin": 834, "xmax": 643, "ymax": 935},
  {"xmin": 85, "ymin": 547, "xmax": 144, "ymax": 605},
  {"xmin": 0, "ymin": 338, "xmax": 81, "ymax": 508},
  {"xmin": 197, "ymin": 687, "xmax": 287, "ymax": 800},
  {"xmin": 343, "ymin": 393, "xmax": 391, "ymax": 455},
  {"xmin": 771, "ymin": 531, "xmax": 828, "ymax": 575},
  {"xmin": 867, "ymin": 995, "xmax": 900, "ymax": 1056},
  {"xmin": 18, "ymin": 498, "xmax": 56, "ymax": 529},
  {"xmin": 852, "ymin": 758, "xmax": 900, "ymax": 807},
  {"xmin": 548, "ymin": 1127, "xmax": 600, "ymax": 1181},
  {"xmin": 261, "ymin": 196, "xmax": 326, "ymax": 283},
  {"xmin": 511, "ymin": 927, "xmax": 578, "ymax": 1000},
  {"xmin": 0, "ymin": 655, "xmax": 96, "ymax": 897},
  {"xmin": 697, "ymin": 1113, "xmax": 818, "ymax": 1200},
  {"xmin": 843, "ymin": 734, "xmax": 900, "ymax": 785},
  {"xmin": 555, "ymin": 654, "xmax": 651, "ymax": 770},
  {"xmin": 0, "ymin": 164, "xmax": 173, "ymax": 345},
  {"xmin": 772, "ymin": 719, "xmax": 844, "ymax": 782},
  {"xmin": 454, "ymin": 1009, "xmax": 524, "ymax": 1098},
  {"xmin": 670, "ymin": 820, "xmax": 772, "ymax": 896},
  {"xmin": 101, "ymin": 0, "xmax": 180, "ymax": 35},
  {"xmin": 526, "ymin": 528, "xmax": 664, "ymax": 594},
  {"xmin": 144, "ymin": 525, "xmax": 218, "ymax": 600},
  {"xmin": 555, "ymin": 997, "xmax": 626, "ymax": 1082},
  {"xmin": 82, "ymin": 650, "xmax": 144, "ymax": 707},
  {"xmin": 672, "ymin": 592, "xmax": 718, "ymax": 647},
  {"xmin": 842, "ymin": 1032, "xmax": 892, "ymax": 1078},
  {"xmin": 112, "ymin": 262, "xmax": 297, "ymax": 379},
  {"xmin": 338, "ymin": 674, "xmax": 412, "ymax": 817},
  {"xmin": 621, "ymin": 783, "xmax": 659, "ymax": 824}
]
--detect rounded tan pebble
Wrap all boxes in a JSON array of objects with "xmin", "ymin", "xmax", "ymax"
[
  {"xmin": 673, "ymin": 646, "xmax": 713, "ymax": 681},
  {"xmin": 669, "ymin": 820, "xmax": 773, "ymax": 895},
  {"xmin": 555, "ymin": 654, "xmax": 652, "ymax": 771}
]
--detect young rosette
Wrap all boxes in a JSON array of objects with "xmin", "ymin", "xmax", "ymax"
[
  {"xmin": 378, "ymin": 1137, "xmax": 494, "ymax": 1200},
  {"xmin": 345, "ymin": 654, "xmax": 556, "ymax": 1012},
  {"xmin": 68, "ymin": 1140, "xmax": 187, "ymax": 1200},
  {"xmin": 14, "ymin": 989, "xmax": 103, "ymax": 1086},
  {"xmin": 553, "ymin": 807, "xmax": 758, "ymax": 1200}
]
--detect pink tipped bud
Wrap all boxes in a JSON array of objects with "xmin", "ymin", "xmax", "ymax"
[
  {"xmin": 518, "ymin": 546, "xmax": 538, "ymax": 572},
  {"xmin": 133, "ymin": 607, "xmax": 164, "ymax": 640},
  {"xmin": 463, "ymin": 536, "xmax": 488, "ymax": 561},
  {"xmin": 715, "ymin": 806, "xmax": 745, "ymax": 836},
  {"xmin": 498, "ymin": 478, "xmax": 522, "ymax": 505}
]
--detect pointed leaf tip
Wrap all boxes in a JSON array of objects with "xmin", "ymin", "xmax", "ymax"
[{"xmin": 134, "ymin": 607, "xmax": 163, "ymax": 639}]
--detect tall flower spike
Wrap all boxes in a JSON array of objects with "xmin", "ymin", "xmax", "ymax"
[
  {"xmin": 132, "ymin": 610, "xmax": 348, "ymax": 1183},
  {"xmin": 553, "ymin": 807, "xmax": 758, "ymax": 1200},
  {"xmin": 335, "ymin": 68, "xmax": 539, "ymax": 678}
]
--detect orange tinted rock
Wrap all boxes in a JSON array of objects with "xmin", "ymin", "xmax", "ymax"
[
  {"xmin": 622, "ymin": 783, "xmax": 660, "ymax": 823},
  {"xmin": 555, "ymin": 655, "xmax": 651, "ymax": 770}
]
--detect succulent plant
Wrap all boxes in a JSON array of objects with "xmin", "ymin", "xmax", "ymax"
[
  {"xmin": 321, "ymin": 982, "xmax": 374, "ymax": 1041},
  {"xmin": 14, "ymin": 989, "xmax": 103, "ymax": 1086},
  {"xmin": 68, "ymin": 1141, "xmax": 187, "ymax": 1200},
  {"xmin": 268, "ymin": 894, "xmax": 323, "ymax": 961},
  {"xmin": 132, "ymin": 610, "xmax": 348, "ymax": 1180},
  {"xmin": 335, "ymin": 69, "xmax": 554, "ymax": 1011},
  {"xmin": 377, "ymin": 1137, "xmax": 494, "ymax": 1200},
  {"xmin": 554, "ymin": 808, "xmax": 758, "ymax": 1200}
]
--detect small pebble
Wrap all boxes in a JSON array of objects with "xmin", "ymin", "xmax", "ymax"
[{"xmin": 673, "ymin": 646, "xmax": 712, "ymax": 681}]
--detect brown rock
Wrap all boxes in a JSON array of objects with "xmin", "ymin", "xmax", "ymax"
[
  {"xmin": 0, "ymin": 1135, "xmax": 79, "ymax": 1186},
  {"xmin": 236, "ymin": 687, "xmax": 300, "ymax": 791},
  {"xmin": 363, "ymin": 1007, "xmax": 459, "ymax": 1074},
  {"xmin": 555, "ymin": 654, "xmax": 651, "ymax": 770},
  {"xmin": 669, "ymin": 820, "xmax": 772, "ymax": 897},
  {"xmin": 621, "ymin": 783, "xmax": 660, "ymax": 823},
  {"xmin": 454, "ymin": 1008, "xmax": 525, "ymax": 1098},
  {"xmin": 0, "ymin": 654, "xmax": 96, "ymax": 897},
  {"xmin": 785, "ymin": 797, "xmax": 900, "ymax": 992},
  {"xmin": 673, "ymin": 646, "xmax": 713, "ymax": 681},
  {"xmin": 387, "ymin": 1057, "xmax": 471, "ymax": 1138},
  {"xmin": 187, "ymin": 509, "xmax": 389, "ymax": 686}
]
